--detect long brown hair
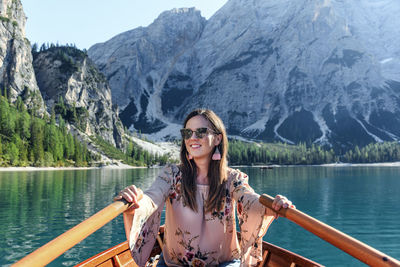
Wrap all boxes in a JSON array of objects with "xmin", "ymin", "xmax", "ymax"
[{"xmin": 180, "ymin": 109, "xmax": 228, "ymax": 212}]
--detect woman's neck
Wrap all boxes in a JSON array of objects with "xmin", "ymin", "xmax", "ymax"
[{"xmin": 194, "ymin": 157, "xmax": 210, "ymax": 185}]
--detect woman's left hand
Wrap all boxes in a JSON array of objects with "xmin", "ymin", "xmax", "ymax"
[{"xmin": 272, "ymin": 194, "xmax": 295, "ymax": 211}]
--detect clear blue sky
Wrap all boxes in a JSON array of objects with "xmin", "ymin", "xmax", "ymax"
[{"xmin": 21, "ymin": 0, "xmax": 228, "ymax": 50}]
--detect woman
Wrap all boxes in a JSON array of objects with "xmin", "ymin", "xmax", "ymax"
[{"xmin": 115, "ymin": 109, "xmax": 294, "ymax": 267}]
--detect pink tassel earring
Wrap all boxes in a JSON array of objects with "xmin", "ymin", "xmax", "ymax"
[
  {"xmin": 212, "ymin": 146, "xmax": 221, "ymax": 160},
  {"xmin": 188, "ymin": 153, "xmax": 193, "ymax": 160}
]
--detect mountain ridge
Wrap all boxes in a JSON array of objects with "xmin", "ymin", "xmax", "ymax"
[
  {"xmin": 0, "ymin": 0, "xmax": 179, "ymax": 166},
  {"xmin": 88, "ymin": 1, "xmax": 400, "ymax": 150}
]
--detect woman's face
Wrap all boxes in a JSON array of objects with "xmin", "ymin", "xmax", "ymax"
[{"xmin": 184, "ymin": 115, "xmax": 221, "ymax": 160}]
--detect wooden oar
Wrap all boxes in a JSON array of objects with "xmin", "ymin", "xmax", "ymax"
[
  {"xmin": 260, "ymin": 194, "xmax": 400, "ymax": 267},
  {"xmin": 13, "ymin": 192, "xmax": 142, "ymax": 267}
]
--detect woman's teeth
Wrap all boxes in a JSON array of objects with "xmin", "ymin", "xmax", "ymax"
[{"xmin": 191, "ymin": 144, "xmax": 201, "ymax": 148}]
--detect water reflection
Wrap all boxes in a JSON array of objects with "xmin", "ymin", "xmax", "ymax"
[
  {"xmin": 0, "ymin": 168, "xmax": 160, "ymax": 266},
  {"xmin": 242, "ymin": 166, "xmax": 400, "ymax": 266},
  {"xmin": 1, "ymin": 166, "xmax": 399, "ymax": 266}
]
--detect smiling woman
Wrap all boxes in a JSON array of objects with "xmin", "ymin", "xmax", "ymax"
[
  {"xmin": 182, "ymin": 118, "xmax": 222, "ymax": 162},
  {"xmin": 20, "ymin": 0, "xmax": 228, "ymax": 50},
  {"xmin": 113, "ymin": 108, "xmax": 294, "ymax": 266}
]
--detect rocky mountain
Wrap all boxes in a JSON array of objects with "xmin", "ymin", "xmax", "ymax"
[
  {"xmin": 88, "ymin": 8, "xmax": 206, "ymax": 135},
  {"xmin": 0, "ymin": 0, "xmax": 179, "ymax": 164},
  {"xmin": 0, "ymin": 0, "xmax": 45, "ymax": 114},
  {"xmin": 32, "ymin": 46, "xmax": 124, "ymax": 148},
  {"xmin": 88, "ymin": 0, "xmax": 400, "ymax": 150},
  {"xmin": 0, "ymin": 0, "xmax": 126, "ymax": 151}
]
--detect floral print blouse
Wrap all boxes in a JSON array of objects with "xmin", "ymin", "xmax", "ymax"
[{"xmin": 125, "ymin": 164, "xmax": 276, "ymax": 267}]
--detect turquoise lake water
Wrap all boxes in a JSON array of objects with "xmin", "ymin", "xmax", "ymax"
[{"xmin": 0, "ymin": 166, "xmax": 399, "ymax": 266}]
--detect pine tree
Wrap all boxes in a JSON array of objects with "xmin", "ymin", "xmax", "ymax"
[
  {"xmin": 82, "ymin": 141, "xmax": 88, "ymax": 164},
  {"xmin": 56, "ymin": 96, "xmax": 67, "ymax": 117},
  {"xmin": 126, "ymin": 141, "xmax": 134, "ymax": 157},
  {"xmin": 0, "ymin": 137, "xmax": 3, "ymax": 161},
  {"xmin": 44, "ymin": 151, "xmax": 54, "ymax": 166},
  {"xmin": 17, "ymin": 110, "xmax": 31, "ymax": 140},
  {"xmin": 6, "ymin": 142, "xmax": 19, "ymax": 165},
  {"xmin": 48, "ymin": 108, "xmax": 61, "ymax": 162},
  {"xmin": 0, "ymin": 97, "xmax": 6, "ymax": 135},
  {"xmin": 18, "ymin": 139, "xmax": 28, "ymax": 166},
  {"xmin": 30, "ymin": 118, "xmax": 44, "ymax": 166},
  {"xmin": 73, "ymin": 136, "xmax": 82, "ymax": 166},
  {"xmin": 2, "ymin": 87, "xmax": 7, "ymax": 99},
  {"xmin": 55, "ymin": 131, "xmax": 64, "ymax": 163},
  {"xmin": 46, "ymin": 113, "xmax": 62, "ymax": 162},
  {"xmin": 59, "ymin": 117, "xmax": 66, "ymax": 135},
  {"xmin": 16, "ymin": 96, "xmax": 24, "ymax": 111},
  {"xmin": 31, "ymin": 43, "xmax": 38, "ymax": 54},
  {"xmin": 0, "ymin": 97, "xmax": 15, "ymax": 137},
  {"xmin": 39, "ymin": 43, "xmax": 46, "ymax": 52},
  {"xmin": 65, "ymin": 133, "xmax": 75, "ymax": 160}
]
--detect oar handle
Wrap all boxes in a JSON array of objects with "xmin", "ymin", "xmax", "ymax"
[
  {"xmin": 13, "ymin": 191, "xmax": 143, "ymax": 267},
  {"xmin": 260, "ymin": 194, "xmax": 400, "ymax": 267}
]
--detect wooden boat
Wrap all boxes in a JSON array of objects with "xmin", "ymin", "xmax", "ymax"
[
  {"xmin": 260, "ymin": 165, "xmax": 274, "ymax": 170},
  {"xmin": 76, "ymin": 226, "xmax": 322, "ymax": 267},
  {"xmin": 13, "ymin": 194, "xmax": 400, "ymax": 267}
]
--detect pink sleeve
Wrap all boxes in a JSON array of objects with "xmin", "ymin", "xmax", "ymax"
[
  {"xmin": 125, "ymin": 164, "xmax": 179, "ymax": 266},
  {"xmin": 230, "ymin": 170, "xmax": 275, "ymax": 266}
]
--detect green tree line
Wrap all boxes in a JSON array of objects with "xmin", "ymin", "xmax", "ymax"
[
  {"xmin": 125, "ymin": 140, "xmax": 171, "ymax": 166},
  {"xmin": 228, "ymin": 140, "xmax": 337, "ymax": 165},
  {"xmin": 342, "ymin": 142, "xmax": 400, "ymax": 163},
  {"xmin": 0, "ymin": 94, "xmax": 91, "ymax": 167},
  {"xmin": 228, "ymin": 139, "xmax": 400, "ymax": 165},
  {"xmin": 0, "ymin": 92, "xmax": 175, "ymax": 167}
]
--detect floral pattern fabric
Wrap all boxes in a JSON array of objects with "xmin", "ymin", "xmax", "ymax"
[{"xmin": 126, "ymin": 164, "xmax": 276, "ymax": 267}]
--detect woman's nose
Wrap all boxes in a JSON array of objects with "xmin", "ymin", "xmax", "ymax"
[{"xmin": 188, "ymin": 131, "xmax": 198, "ymax": 139}]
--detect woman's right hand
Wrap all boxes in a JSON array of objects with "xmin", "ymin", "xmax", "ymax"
[{"xmin": 114, "ymin": 185, "xmax": 143, "ymax": 214}]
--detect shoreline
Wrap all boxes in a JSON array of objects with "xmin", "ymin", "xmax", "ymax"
[
  {"xmin": 3, "ymin": 161, "xmax": 400, "ymax": 172},
  {"xmin": 320, "ymin": 162, "xmax": 400, "ymax": 167},
  {"xmin": 0, "ymin": 163, "xmax": 149, "ymax": 172},
  {"xmin": 232, "ymin": 161, "xmax": 400, "ymax": 168}
]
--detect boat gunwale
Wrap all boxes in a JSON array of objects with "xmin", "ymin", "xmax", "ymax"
[
  {"xmin": 76, "ymin": 226, "xmax": 323, "ymax": 267},
  {"xmin": 14, "ymin": 194, "xmax": 400, "ymax": 267}
]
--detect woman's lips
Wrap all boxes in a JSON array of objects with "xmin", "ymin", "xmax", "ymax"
[{"xmin": 190, "ymin": 144, "xmax": 201, "ymax": 149}]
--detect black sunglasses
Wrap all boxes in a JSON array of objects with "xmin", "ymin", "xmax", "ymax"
[{"xmin": 180, "ymin": 128, "xmax": 215, "ymax": 140}]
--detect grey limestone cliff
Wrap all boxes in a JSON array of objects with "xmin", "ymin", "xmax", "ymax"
[
  {"xmin": 89, "ymin": 1, "xmax": 400, "ymax": 149},
  {"xmin": 33, "ymin": 46, "xmax": 124, "ymax": 148},
  {"xmin": 0, "ymin": 0, "xmax": 45, "ymax": 113},
  {"xmin": 88, "ymin": 8, "xmax": 206, "ymax": 133}
]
